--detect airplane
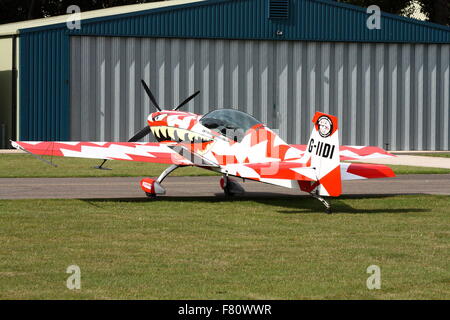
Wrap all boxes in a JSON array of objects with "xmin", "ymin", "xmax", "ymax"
[{"xmin": 11, "ymin": 80, "xmax": 396, "ymax": 213}]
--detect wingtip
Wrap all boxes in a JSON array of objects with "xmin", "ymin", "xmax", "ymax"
[{"xmin": 9, "ymin": 140, "xmax": 20, "ymax": 150}]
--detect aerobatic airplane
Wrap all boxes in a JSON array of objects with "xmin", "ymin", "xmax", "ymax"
[{"xmin": 12, "ymin": 80, "xmax": 395, "ymax": 213}]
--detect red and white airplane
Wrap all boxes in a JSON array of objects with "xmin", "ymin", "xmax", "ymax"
[{"xmin": 12, "ymin": 80, "xmax": 395, "ymax": 213}]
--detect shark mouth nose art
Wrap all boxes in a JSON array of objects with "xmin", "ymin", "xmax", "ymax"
[{"xmin": 150, "ymin": 126, "xmax": 212, "ymax": 143}]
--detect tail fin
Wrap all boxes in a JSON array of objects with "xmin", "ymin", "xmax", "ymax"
[{"xmin": 304, "ymin": 112, "xmax": 342, "ymax": 197}]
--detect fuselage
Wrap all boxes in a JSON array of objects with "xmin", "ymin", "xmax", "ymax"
[{"xmin": 146, "ymin": 109, "xmax": 306, "ymax": 168}]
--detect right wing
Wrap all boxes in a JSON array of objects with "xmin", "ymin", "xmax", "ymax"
[
  {"xmin": 11, "ymin": 141, "xmax": 193, "ymax": 165},
  {"xmin": 340, "ymin": 163, "xmax": 396, "ymax": 180},
  {"xmin": 291, "ymin": 144, "xmax": 395, "ymax": 161}
]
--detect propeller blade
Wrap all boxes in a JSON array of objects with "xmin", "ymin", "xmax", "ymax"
[
  {"xmin": 173, "ymin": 91, "xmax": 200, "ymax": 111},
  {"xmin": 141, "ymin": 80, "xmax": 161, "ymax": 111},
  {"xmin": 128, "ymin": 126, "xmax": 151, "ymax": 142}
]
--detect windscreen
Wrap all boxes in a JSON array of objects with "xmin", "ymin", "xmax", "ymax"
[{"xmin": 200, "ymin": 109, "xmax": 262, "ymax": 142}]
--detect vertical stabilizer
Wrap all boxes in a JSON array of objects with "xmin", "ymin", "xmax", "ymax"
[{"xmin": 304, "ymin": 112, "xmax": 342, "ymax": 197}]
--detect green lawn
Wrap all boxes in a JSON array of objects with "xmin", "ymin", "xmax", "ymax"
[
  {"xmin": 388, "ymin": 165, "xmax": 450, "ymax": 175},
  {"xmin": 1, "ymin": 154, "xmax": 450, "ymax": 178},
  {"xmin": 404, "ymin": 153, "xmax": 450, "ymax": 158},
  {"xmin": 0, "ymin": 195, "xmax": 449, "ymax": 299}
]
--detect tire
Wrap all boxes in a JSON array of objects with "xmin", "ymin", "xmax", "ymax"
[
  {"xmin": 223, "ymin": 186, "xmax": 234, "ymax": 197},
  {"xmin": 145, "ymin": 192, "xmax": 157, "ymax": 199}
]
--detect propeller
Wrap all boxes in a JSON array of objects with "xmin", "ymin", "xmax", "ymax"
[
  {"xmin": 128, "ymin": 126, "xmax": 151, "ymax": 143},
  {"xmin": 140, "ymin": 80, "xmax": 161, "ymax": 112},
  {"xmin": 129, "ymin": 80, "xmax": 200, "ymax": 141},
  {"xmin": 94, "ymin": 80, "xmax": 199, "ymax": 170},
  {"xmin": 173, "ymin": 90, "xmax": 200, "ymax": 111}
]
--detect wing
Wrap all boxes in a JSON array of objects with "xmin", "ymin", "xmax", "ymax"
[
  {"xmin": 11, "ymin": 141, "xmax": 193, "ymax": 165},
  {"xmin": 223, "ymin": 160, "xmax": 395, "ymax": 188},
  {"xmin": 223, "ymin": 161, "xmax": 317, "ymax": 189},
  {"xmin": 291, "ymin": 144, "xmax": 395, "ymax": 161}
]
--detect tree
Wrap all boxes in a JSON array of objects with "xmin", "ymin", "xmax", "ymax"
[
  {"xmin": 0, "ymin": 0, "xmax": 160, "ymax": 24},
  {"xmin": 416, "ymin": 0, "xmax": 450, "ymax": 26},
  {"xmin": 337, "ymin": 0, "xmax": 414, "ymax": 15},
  {"xmin": 338, "ymin": 0, "xmax": 449, "ymax": 26}
]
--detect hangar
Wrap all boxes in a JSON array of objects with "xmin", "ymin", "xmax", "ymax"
[{"xmin": 0, "ymin": 0, "xmax": 449, "ymax": 150}]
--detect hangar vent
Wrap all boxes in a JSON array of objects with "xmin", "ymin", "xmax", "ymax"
[{"xmin": 268, "ymin": 0, "xmax": 290, "ymax": 19}]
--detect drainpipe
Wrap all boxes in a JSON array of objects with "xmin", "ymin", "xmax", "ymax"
[{"xmin": 11, "ymin": 34, "xmax": 18, "ymax": 143}]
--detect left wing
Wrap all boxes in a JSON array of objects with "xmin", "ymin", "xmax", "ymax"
[{"xmin": 11, "ymin": 141, "xmax": 193, "ymax": 165}]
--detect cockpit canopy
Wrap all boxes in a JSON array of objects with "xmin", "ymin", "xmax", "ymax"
[{"xmin": 200, "ymin": 109, "xmax": 262, "ymax": 142}]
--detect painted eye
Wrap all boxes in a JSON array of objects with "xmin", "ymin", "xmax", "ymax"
[{"xmin": 153, "ymin": 114, "xmax": 167, "ymax": 121}]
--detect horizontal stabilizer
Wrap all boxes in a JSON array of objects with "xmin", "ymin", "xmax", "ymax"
[{"xmin": 340, "ymin": 163, "xmax": 396, "ymax": 180}]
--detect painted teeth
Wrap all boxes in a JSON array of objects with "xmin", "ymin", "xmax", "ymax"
[
  {"xmin": 188, "ymin": 132, "xmax": 196, "ymax": 141},
  {"xmin": 166, "ymin": 127, "xmax": 176, "ymax": 140},
  {"xmin": 150, "ymin": 126, "xmax": 212, "ymax": 143},
  {"xmin": 151, "ymin": 126, "xmax": 161, "ymax": 138}
]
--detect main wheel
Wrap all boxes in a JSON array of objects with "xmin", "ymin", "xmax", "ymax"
[
  {"xmin": 223, "ymin": 185, "xmax": 235, "ymax": 197},
  {"xmin": 145, "ymin": 192, "xmax": 157, "ymax": 199}
]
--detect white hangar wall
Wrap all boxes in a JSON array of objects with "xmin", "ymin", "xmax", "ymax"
[{"xmin": 70, "ymin": 36, "xmax": 450, "ymax": 150}]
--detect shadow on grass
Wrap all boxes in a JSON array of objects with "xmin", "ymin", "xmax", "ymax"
[{"xmin": 82, "ymin": 192, "xmax": 430, "ymax": 215}]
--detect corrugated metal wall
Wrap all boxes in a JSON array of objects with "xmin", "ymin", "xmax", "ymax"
[
  {"xmin": 71, "ymin": 36, "xmax": 450, "ymax": 150},
  {"xmin": 20, "ymin": 0, "xmax": 450, "ymax": 144}
]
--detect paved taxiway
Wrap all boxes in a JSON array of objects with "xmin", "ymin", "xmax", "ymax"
[{"xmin": 0, "ymin": 175, "xmax": 449, "ymax": 200}]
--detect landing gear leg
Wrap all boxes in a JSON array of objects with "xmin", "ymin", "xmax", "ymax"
[
  {"xmin": 157, "ymin": 164, "xmax": 181, "ymax": 184},
  {"xmin": 310, "ymin": 191, "xmax": 332, "ymax": 214}
]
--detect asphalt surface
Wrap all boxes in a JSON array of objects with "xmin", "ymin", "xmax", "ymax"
[{"xmin": 0, "ymin": 175, "xmax": 449, "ymax": 200}]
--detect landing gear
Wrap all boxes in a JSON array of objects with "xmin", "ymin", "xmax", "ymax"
[
  {"xmin": 223, "ymin": 183, "xmax": 234, "ymax": 197},
  {"xmin": 140, "ymin": 164, "xmax": 181, "ymax": 198},
  {"xmin": 156, "ymin": 165, "xmax": 181, "ymax": 184},
  {"xmin": 310, "ymin": 191, "xmax": 332, "ymax": 214},
  {"xmin": 220, "ymin": 175, "xmax": 245, "ymax": 196}
]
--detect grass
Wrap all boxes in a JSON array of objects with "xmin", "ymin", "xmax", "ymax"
[
  {"xmin": 386, "ymin": 165, "xmax": 450, "ymax": 175},
  {"xmin": 404, "ymin": 153, "xmax": 450, "ymax": 158},
  {"xmin": 1, "ymin": 154, "xmax": 450, "ymax": 178},
  {"xmin": 0, "ymin": 195, "xmax": 449, "ymax": 299}
]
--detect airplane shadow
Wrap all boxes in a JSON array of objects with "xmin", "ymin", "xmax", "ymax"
[{"xmin": 81, "ymin": 192, "xmax": 429, "ymax": 215}]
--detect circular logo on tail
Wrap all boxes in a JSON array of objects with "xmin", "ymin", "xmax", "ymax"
[{"xmin": 317, "ymin": 116, "xmax": 333, "ymax": 138}]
